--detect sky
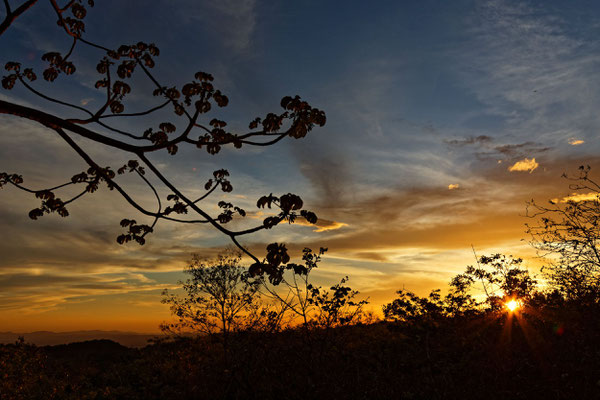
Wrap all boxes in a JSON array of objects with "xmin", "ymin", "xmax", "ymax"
[{"xmin": 1, "ymin": 0, "xmax": 600, "ymax": 333}]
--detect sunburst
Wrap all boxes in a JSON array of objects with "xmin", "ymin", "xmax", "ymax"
[{"xmin": 505, "ymin": 299, "xmax": 520, "ymax": 312}]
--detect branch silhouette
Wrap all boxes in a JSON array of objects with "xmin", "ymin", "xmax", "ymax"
[
  {"xmin": 1, "ymin": 0, "xmax": 38, "ymax": 35},
  {"xmin": 0, "ymin": 1, "xmax": 326, "ymax": 269}
]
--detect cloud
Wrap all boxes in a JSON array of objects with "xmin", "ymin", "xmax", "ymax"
[
  {"xmin": 259, "ymin": 156, "xmax": 594, "ymax": 265},
  {"xmin": 0, "ymin": 271, "xmax": 168, "ymax": 313},
  {"xmin": 551, "ymin": 192, "xmax": 599, "ymax": 203},
  {"xmin": 493, "ymin": 143, "xmax": 550, "ymax": 158},
  {"xmin": 508, "ymin": 158, "xmax": 539, "ymax": 173},
  {"xmin": 259, "ymin": 173, "xmax": 545, "ymax": 259},
  {"xmin": 444, "ymin": 133, "xmax": 551, "ymax": 164},
  {"xmin": 182, "ymin": 0, "xmax": 257, "ymax": 53},
  {"xmin": 290, "ymin": 217, "xmax": 348, "ymax": 233},
  {"xmin": 458, "ymin": 0, "xmax": 600, "ymax": 151},
  {"xmin": 314, "ymin": 221, "xmax": 348, "ymax": 233},
  {"xmin": 448, "ymin": 184, "xmax": 460, "ymax": 190},
  {"xmin": 293, "ymin": 144, "xmax": 354, "ymax": 208},
  {"xmin": 568, "ymin": 138, "xmax": 585, "ymax": 146},
  {"xmin": 445, "ymin": 135, "xmax": 493, "ymax": 146},
  {"xmin": 475, "ymin": 142, "xmax": 550, "ymax": 162}
]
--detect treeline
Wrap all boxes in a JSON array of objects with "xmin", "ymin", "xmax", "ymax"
[{"xmin": 2, "ymin": 287, "xmax": 600, "ymax": 399}]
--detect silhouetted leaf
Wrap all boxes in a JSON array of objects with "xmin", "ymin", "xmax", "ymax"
[
  {"xmin": 22, "ymin": 68, "xmax": 36, "ymax": 81},
  {"xmin": 28, "ymin": 208, "xmax": 43, "ymax": 220},
  {"xmin": 279, "ymin": 193, "xmax": 303, "ymax": 212},
  {"xmin": 4, "ymin": 62, "xmax": 20, "ymax": 72},
  {"xmin": 42, "ymin": 68, "xmax": 59, "ymax": 82},
  {"xmin": 301, "ymin": 210, "xmax": 318, "ymax": 224},
  {"xmin": 109, "ymin": 101, "xmax": 124, "ymax": 114},
  {"xmin": 1, "ymin": 74, "xmax": 17, "ymax": 89}
]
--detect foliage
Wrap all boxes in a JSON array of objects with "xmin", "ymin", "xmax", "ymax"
[
  {"xmin": 307, "ymin": 276, "xmax": 369, "ymax": 328},
  {"xmin": 0, "ymin": 0, "xmax": 325, "ymax": 267},
  {"xmin": 0, "ymin": 337, "xmax": 50, "ymax": 400},
  {"xmin": 527, "ymin": 165, "xmax": 600, "ymax": 300},
  {"xmin": 383, "ymin": 289, "xmax": 447, "ymax": 322}
]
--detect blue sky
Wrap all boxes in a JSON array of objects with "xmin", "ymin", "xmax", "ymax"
[{"xmin": 1, "ymin": 0, "xmax": 600, "ymax": 332}]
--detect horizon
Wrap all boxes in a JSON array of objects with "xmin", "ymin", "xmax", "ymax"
[{"xmin": 2, "ymin": 0, "xmax": 600, "ymax": 333}]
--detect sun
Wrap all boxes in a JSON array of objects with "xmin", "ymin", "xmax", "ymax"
[{"xmin": 505, "ymin": 299, "xmax": 519, "ymax": 312}]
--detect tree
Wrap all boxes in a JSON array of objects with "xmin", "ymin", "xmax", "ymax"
[
  {"xmin": 383, "ymin": 289, "xmax": 447, "ymax": 323},
  {"xmin": 161, "ymin": 248, "xmax": 368, "ymax": 338},
  {"xmin": 526, "ymin": 166, "xmax": 600, "ymax": 300},
  {"xmin": 307, "ymin": 276, "xmax": 368, "ymax": 328},
  {"xmin": 458, "ymin": 253, "xmax": 536, "ymax": 310},
  {"xmin": 161, "ymin": 252, "xmax": 260, "ymax": 336},
  {"xmin": 0, "ymin": 1, "xmax": 325, "ymax": 266}
]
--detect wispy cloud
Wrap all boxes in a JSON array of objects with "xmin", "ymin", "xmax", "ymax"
[
  {"xmin": 0, "ymin": 271, "xmax": 169, "ymax": 313},
  {"xmin": 275, "ymin": 217, "xmax": 348, "ymax": 233},
  {"xmin": 493, "ymin": 143, "xmax": 550, "ymax": 159},
  {"xmin": 445, "ymin": 134, "xmax": 550, "ymax": 163},
  {"xmin": 459, "ymin": 0, "xmax": 600, "ymax": 148},
  {"xmin": 181, "ymin": 0, "xmax": 257, "ymax": 53},
  {"xmin": 314, "ymin": 221, "xmax": 348, "ymax": 233},
  {"xmin": 445, "ymin": 135, "xmax": 493, "ymax": 147}
]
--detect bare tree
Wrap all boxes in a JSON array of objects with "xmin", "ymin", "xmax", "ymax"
[
  {"xmin": 527, "ymin": 166, "xmax": 600, "ymax": 299},
  {"xmin": 161, "ymin": 252, "xmax": 261, "ymax": 336},
  {"xmin": 0, "ymin": 1, "xmax": 325, "ymax": 265}
]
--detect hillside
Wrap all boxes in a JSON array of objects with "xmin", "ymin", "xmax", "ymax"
[{"xmin": 0, "ymin": 330, "xmax": 159, "ymax": 348}]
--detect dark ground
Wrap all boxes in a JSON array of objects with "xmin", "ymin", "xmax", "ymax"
[{"xmin": 2, "ymin": 304, "xmax": 600, "ymax": 400}]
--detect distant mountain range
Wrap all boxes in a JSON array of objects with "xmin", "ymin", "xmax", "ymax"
[{"xmin": 0, "ymin": 330, "xmax": 164, "ymax": 348}]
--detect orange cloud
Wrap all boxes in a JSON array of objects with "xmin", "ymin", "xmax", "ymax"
[
  {"xmin": 508, "ymin": 158, "xmax": 538, "ymax": 173},
  {"xmin": 568, "ymin": 138, "xmax": 584, "ymax": 146},
  {"xmin": 448, "ymin": 184, "xmax": 460, "ymax": 190},
  {"xmin": 314, "ymin": 221, "xmax": 348, "ymax": 232},
  {"xmin": 551, "ymin": 192, "xmax": 599, "ymax": 203},
  {"xmin": 294, "ymin": 218, "xmax": 348, "ymax": 232}
]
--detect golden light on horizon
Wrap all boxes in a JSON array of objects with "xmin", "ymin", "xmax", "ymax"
[{"xmin": 505, "ymin": 299, "xmax": 520, "ymax": 312}]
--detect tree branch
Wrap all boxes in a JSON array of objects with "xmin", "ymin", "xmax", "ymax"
[
  {"xmin": 0, "ymin": 100, "xmax": 184, "ymax": 153},
  {"xmin": 0, "ymin": 0, "xmax": 37, "ymax": 36}
]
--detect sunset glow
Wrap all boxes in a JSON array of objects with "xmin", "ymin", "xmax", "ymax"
[
  {"xmin": 1, "ymin": 0, "xmax": 600, "ymax": 336},
  {"xmin": 3, "ymin": 2, "xmax": 600, "ymax": 398}
]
